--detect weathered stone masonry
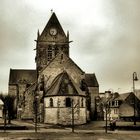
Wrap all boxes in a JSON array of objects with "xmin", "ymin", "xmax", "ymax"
[{"xmin": 8, "ymin": 12, "xmax": 99, "ymax": 125}]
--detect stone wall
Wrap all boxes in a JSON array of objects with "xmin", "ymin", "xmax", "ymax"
[
  {"xmin": 88, "ymin": 86, "xmax": 99, "ymax": 120},
  {"xmin": 8, "ymin": 85, "xmax": 17, "ymax": 97},
  {"xmin": 21, "ymin": 84, "xmax": 36, "ymax": 120},
  {"xmin": 40, "ymin": 52, "xmax": 84, "ymax": 91},
  {"xmin": 44, "ymin": 96, "xmax": 87, "ymax": 125},
  {"xmin": 44, "ymin": 108, "xmax": 58, "ymax": 124}
]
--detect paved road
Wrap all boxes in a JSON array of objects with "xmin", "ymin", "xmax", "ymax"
[
  {"xmin": 0, "ymin": 132, "xmax": 139, "ymax": 140},
  {"xmin": 0, "ymin": 125, "xmax": 140, "ymax": 135},
  {"xmin": 0, "ymin": 119, "xmax": 140, "ymax": 139}
]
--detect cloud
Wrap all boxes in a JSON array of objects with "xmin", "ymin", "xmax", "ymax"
[{"xmin": 0, "ymin": 0, "xmax": 140, "ymax": 93}]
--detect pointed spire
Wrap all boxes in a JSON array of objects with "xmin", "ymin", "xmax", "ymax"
[
  {"xmin": 37, "ymin": 29, "xmax": 40, "ymax": 40},
  {"xmin": 51, "ymin": 9, "xmax": 53, "ymax": 14},
  {"xmin": 67, "ymin": 30, "xmax": 69, "ymax": 41},
  {"xmin": 39, "ymin": 12, "xmax": 67, "ymax": 41}
]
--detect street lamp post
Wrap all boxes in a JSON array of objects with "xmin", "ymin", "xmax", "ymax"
[{"xmin": 133, "ymin": 72, "xmax": 138, "ymax": 125}]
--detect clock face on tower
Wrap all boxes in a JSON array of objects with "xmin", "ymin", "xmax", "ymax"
[{"xmin": 49, "ymin": 28, "xmax": 57, "ymax": 36}]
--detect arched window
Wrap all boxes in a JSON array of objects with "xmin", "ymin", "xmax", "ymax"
[
  {"xmin": 81, "ymin": 98, "xmax": 84, "ymax": 107},
  {"xmin": 50, "ymin": 98, "xmax": 53, "ymax": 107},
  {"xmin": 66, "ymin": 98, "xmax": 71, "ymax": 107}
]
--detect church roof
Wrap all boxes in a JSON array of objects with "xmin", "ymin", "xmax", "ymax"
[
  {"xmin": 40, "ymin": 51, "xmax": 84, "ymax": 74},
  {"xmin": 85, "ymin": 73, "xmax": 99, "ymax": 87},
  {"xmin": 44, "ymin": 71, "xmax": 86, "ymax": 97},
  {"xmin": 9, "ymin": 69, "xmax": 37, "ymax": 85},
  {"xmin": 39, "ymin": 12, "xmax": 67, "ymax": 41}
]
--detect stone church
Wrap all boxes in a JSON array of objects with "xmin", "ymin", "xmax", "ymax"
[{"xmin": 8, "ymin": 12, "xmax": 99, "ymax": 125}]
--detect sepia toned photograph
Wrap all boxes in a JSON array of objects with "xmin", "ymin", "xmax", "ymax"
[{"xmin": 0, "ymin": 0, "xmax": 140, "ymax": 139}]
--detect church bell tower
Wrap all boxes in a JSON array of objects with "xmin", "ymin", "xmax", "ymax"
[{"xmin": 35, "ymin": 12, "xmax": 70, "ymax": 74}]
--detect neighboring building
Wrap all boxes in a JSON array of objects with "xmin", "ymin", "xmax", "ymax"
[
  {"xmin": 119, "ymin": 92, "xmax": 140, "ymax": 121},
  {"xmin": 107, "ymin": 92, "xmax": 120, "ymax": 121},
  {"xmin": 8, "ymin": 12, "xmax": 99, "ymax": 125},
  {"xmin": 96, "ymin": 91, "xmax": 113, "ymax": 121},
  {"xmin": 97, "ymin": 92, "xmax": 140, "ymax": 121}
]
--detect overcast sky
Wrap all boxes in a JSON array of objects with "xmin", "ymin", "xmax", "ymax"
[{"xmin": 0, "ymin": 0, "xmax": 140, "ymax": 93}]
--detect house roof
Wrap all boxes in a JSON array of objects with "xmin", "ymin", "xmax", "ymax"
[
  {"xmin": 44, "ymin": 71, "xmax": 86, "ymax": 97},
  {"xmin": 9, "ymin": 69, "xmax": 37, "ymax": 85},
  {"xmin": 99, "ymin": 92, "xmax": 131, "ymax": 104},
  {"xmin": 85, "ymin": 73, "xmax": 99, "ymax": 87},
  {"xmin": 115, "ymin": 92, "xmax": 132, "ymax": 101}
]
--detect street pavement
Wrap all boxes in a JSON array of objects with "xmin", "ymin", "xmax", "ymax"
[
  {"xmin": 0, "ymin": 120, "xmax": 139, "ymax": 140},
  {"xmin": 0, "ymin": 119, "xmax": 140, "ymax": 135},
  {"xmin": 0, "ymin": 131, "xmax": 139, "ymax": 140},
  {"xmin": 0, "ymin": 119, "xmax": 140, "ymax": 137}
]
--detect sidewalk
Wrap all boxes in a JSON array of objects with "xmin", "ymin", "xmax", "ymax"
[
  {"xmin": 0, "ymin": 128, "xmax": 140, "ymax": 135},
  {"xmin": 0, "ymin": 120, "xmax": 140, "ymax": 135}
]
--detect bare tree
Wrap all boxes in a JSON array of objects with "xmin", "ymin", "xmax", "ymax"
[{"xmin": 0, "ymin": 93, "xmax": 16, "ymax": 124}]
